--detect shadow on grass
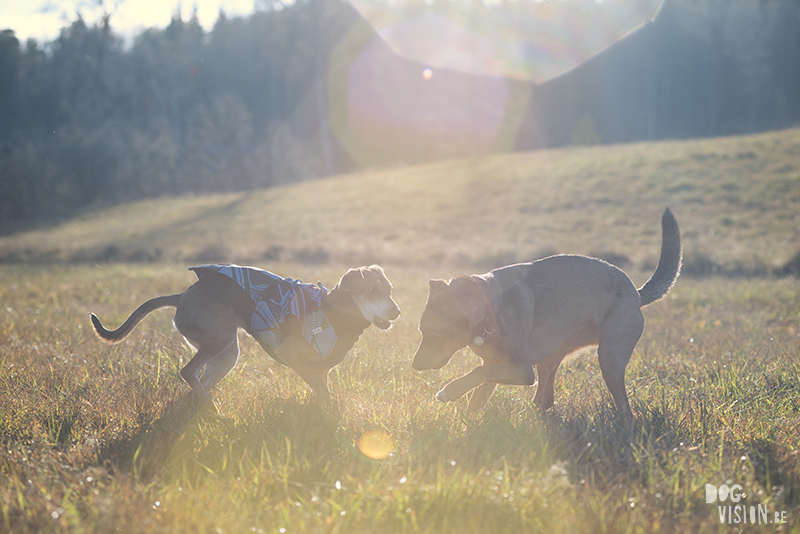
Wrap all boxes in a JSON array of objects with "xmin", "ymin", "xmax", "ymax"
[
  {"xmin": 95, "ymin": 392, "xmax": 207, "ymax": 480},
  {"xmin": 409, "ymin": 396, "xmax": 799, "ymax": 514},
  {"xmin": 0, "ymin": 193, "xmax": 250, "ymax": 264},
  {"xmin": 747, "ymin": 437, "xmax": 800, "ymax": 507},
  {"xmin": 96, "ymin": 392, "xmax": 345, "ymax": 483},
  {"xmin": 407, "ymin": 398, "xmax": 700, "ymax": 487}
]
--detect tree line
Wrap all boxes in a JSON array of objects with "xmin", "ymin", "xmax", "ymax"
[
  {"xmin": 525, "ymin": 0, "xmax": 800, "ymax": 149},
  {"xmin": 0, "ymin": 0, "xmax": 359, "ymax": 227},
  {"xmin": 1, "ymin": 0, "xmax": 798, "ymax": 228}
]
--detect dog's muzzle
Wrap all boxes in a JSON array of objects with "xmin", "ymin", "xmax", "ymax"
[{"xmin": 372, "ymin": 304, "xmax": 400, "ymax": 330}]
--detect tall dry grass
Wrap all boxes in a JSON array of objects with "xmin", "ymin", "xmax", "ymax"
[{"xmin": 1, "ymin": 264, "xmax": 798, "ymax": 533}]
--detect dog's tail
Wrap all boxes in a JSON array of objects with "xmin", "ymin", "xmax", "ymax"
[
  {"xmin": 638, "ymin": 208, "xmax": 682, "ymax": 307},
  {"xmin": 90, "ymin": 294, "xmax": 181, "ymax": 343}
]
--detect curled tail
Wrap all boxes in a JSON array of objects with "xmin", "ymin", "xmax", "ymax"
[
  {"xmin": 638, "ymin": 208, "xmax": 682, "ymax": 307},
  {"xmin": 90, "ymin": 294, "xmax": 182, "ymax": 343}
]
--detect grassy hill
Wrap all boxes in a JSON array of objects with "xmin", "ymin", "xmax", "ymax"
[
  {"xmin": 2, "ymin": 127, "xmax": 799, "ymax": 277},
  {"xmin": 1, "ymin": 129, "xmax": 799, "ymax": 533}
]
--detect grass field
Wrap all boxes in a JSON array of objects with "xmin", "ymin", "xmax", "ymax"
[{"xmin": 1, "ymin": 129, "xmax": 799, "ymax": 532}]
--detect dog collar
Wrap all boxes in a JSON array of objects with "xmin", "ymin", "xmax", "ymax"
[{"xmin": 473, "ymin": 324, "xmax": 494, "ymax": 346}]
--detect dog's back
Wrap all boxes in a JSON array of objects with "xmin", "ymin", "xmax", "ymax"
[{"xmin": 486, "ymin": 256, "xmax": 639, "ymax": 358}]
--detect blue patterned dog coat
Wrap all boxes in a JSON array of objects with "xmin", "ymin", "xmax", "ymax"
[{"xmin": 190, "ymin": 265, "xmax": 338, "ymax": 363}]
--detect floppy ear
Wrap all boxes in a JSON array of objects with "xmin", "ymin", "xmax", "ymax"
[
  {"xmin": 339, "ymin": 267, "xmax": 366, "ymax": 292},
  {"xmin": 450, "ymin": 275, "xmax": 490, "ymax": 324},
  {"xmin": 361, "ymin": 264, "xmax": 392, "ymax": 288},
  {"xmin": 364, "ymin": 264, "xmax": 386, "ymax": 276},
  {"xmin": 429, "ymin": 279, "xmax": 449, "ymax": 295}
]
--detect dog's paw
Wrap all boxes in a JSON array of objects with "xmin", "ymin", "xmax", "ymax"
[
  {"xmin": 186, "ymin": 381, "xmax": 210, "ymax": 402},
  {"xmin": 435, "ymin": 387, "xmax": 452, "ymax": 402}
]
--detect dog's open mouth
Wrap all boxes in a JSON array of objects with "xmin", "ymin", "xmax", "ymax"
[{"xmin": 372, "ymin": 317, "xmax": 392, "ymax": 330}]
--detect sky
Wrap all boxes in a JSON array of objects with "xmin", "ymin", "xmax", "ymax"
[{"xmin": 0, "ymin": 0, "xmax": 258, "ymax": 43}]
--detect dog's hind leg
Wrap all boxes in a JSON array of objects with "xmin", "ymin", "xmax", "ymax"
[
  {"xmin": 534, "ymin": 324, "xmax": 600, "ymax": 410},
  {"xmin": 180, "ymin": 336, "xmax": 237, "ymax": 398},
  {"xmin": 173, "ymin": 283, "xmax": 241, "ymax": 397},
  {"xmin": 597, "ymin": 305, "xmax": 644, "ymax": 419},
  {"xmin": 199, "ymin": 336, "xmax": 240, "ymax": 391}
]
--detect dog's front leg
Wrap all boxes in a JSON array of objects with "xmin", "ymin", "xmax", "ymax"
[
  {"xmin": 289, "ymin": 361, "xmax": 331, "ymax": 402},
  {"xmin": 303, "ymin": 367, "xmax": 332, "ymax": 402},
  {"xmin": 436, "ymin": 363, "xmax": 535, "ymax": 403},
  {"xmin": 467, "ymin": 383, "xmax": 497, "ymax": 413},
  {"xmin": 277, "ymin": 341, "xmax": 332, "ymax": 402}
]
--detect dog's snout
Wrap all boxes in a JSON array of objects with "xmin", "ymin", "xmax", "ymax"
[
  {"xmin": 411, "ymin": 344, "xmax": 436, "ymax": 371},
  {"xmin": 411, "ymin": 350, "xmax": 427, "ymax": 371},
  {"xmin": 412, "ymin": 335, "xmax": 458, "ymax": 371}
]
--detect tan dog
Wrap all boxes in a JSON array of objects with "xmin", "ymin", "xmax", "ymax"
[
  {"xmin": 412, "ymin": 209, "xmax": 681, "ymax": 418},
  {"xmin": 91, "ymin": 264, "xmax": 400, "ymax": 400}
]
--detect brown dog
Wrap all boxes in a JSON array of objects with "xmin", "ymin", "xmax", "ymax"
[
  {"xmin": 91, "ymin": 264, "xmax": 400, "ymax": 400},
  {"xmin": 412, "ymin": 209, "xmax": 681, "ymax": 417}
]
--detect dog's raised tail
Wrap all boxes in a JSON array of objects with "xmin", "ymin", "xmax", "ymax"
[
  {"xmin": 91, "ymin": 294, "xmax": 181, "ymax": 343},
  {"xmin": 638, "ymin": 208, "xmax": 682, "ymax": 307}
]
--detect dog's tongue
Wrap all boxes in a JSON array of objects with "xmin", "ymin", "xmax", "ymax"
[{"xmin": 373, "ymin": 317, "xmax": 390, "ymax": 330}]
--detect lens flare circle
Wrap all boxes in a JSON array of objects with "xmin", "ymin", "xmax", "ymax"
[
  {"xmin": 357, "ymin": 429, "xmax": 395, "ymax": 460},
  {"xmin": 349, "ymin": 0, "xmax": 664, "ymax": 81}
]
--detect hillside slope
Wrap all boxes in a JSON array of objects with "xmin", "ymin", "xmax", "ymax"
[{"xmin": 2, "ymin": 128, "xmax": 799, "ymax": 276}]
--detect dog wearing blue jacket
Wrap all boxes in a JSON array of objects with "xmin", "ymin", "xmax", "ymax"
[{"xmin": 90, "ymin": 265, "xmax": 400, "ymax": 400}]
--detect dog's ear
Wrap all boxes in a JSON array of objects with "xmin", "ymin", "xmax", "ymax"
[
  {"xmin": 449, "ymin": 276, "xmax": 489, "ymax": 324},
  {"xmin": 362, "ymin": 265, "xmax": 392, "ymax": 289},
  {"xmin": 449, "ymin": 275, "xmax": 482, "ymax": 294},
  {"xmin": 339, "ymin": 267, "xmax": 366, "ymax": 292},
  {"xmin": 429, "ymin": 279, "xmax": 449, "ymax": 295}
]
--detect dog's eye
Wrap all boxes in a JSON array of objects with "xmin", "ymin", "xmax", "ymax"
[{"xmin": 368, "ymin": 286, "xmax": 377, "ymax": 293}]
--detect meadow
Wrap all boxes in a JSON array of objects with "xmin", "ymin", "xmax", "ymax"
[{"xmin": 1, "ymin": 129, "xmax": 799, "ymax": 532}]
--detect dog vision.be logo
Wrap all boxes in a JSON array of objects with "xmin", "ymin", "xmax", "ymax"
[{"xmin": 705, "ymin": 483, "xmax": 788, "ymax": 526}]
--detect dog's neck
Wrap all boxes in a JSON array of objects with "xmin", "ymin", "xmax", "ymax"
[
  {"xmin": 469, "ymin": 304, "xmax": 503, "ymax": 358},
  {"xmin": 319, "ymin": 285, "xmax": 372, "ymax": 366},
  {"xmin": 323, "ymin": 286, "xmax": 372, "ymax": 331}
]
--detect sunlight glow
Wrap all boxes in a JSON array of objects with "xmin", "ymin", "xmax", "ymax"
[
  {"xmin": 2, "ymin": 0, "xmax": 256, "ymax": 43},
  {"xmin": 327, "ymin": 17, "xmax": 531, "ymax": 167},
  {"xmin": 326, "ymin": 0, "xmax": 663, "ymax": 166},
  {"xmin": 349, "ymin": 0, "xmax": 664, "ymax": 81}
]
